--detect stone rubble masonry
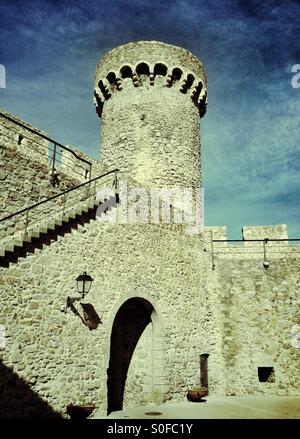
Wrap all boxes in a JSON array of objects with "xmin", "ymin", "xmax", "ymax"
[
  {"xmin": 0, "ymin": 110, "xmax": 110, "ymax": 241},
  {"xmin": 0, "ymin": 114, "xmax": 75, "ymax": 239},
  {"xmin": 0, "ymin": 215, "xmax": 299, "ymax": 418},
  {"xmin": 0, "ymin": 108, "xmax": 103, "ymax": 187},
  {"xmin": 242, "ymin": 224, "xmax": 289, "ymax": 247},
  {"xmin": 0, "ymin": 41, "xmax": 299, "ymax": 418},
  {"xmin": 94, "ymin": 41, "xmax": 207, "ymax": 190}
]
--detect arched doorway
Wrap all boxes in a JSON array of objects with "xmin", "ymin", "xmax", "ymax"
[{"xmin": 107, "ymin": 297, "xmax": 158, "ymax": 414}]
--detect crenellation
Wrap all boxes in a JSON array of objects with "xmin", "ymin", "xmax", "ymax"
[
  {"xmin": 204, "ymin": 226, "xmax": 228, "ymax": 241},
  {"xmin": 242, "ymin": 224, "xmax": 289, "ymax": 244},
  {"xmin": 95, "ymin": 65, "xmax": 207, "ymax": 116},
  {"xmin": 94, "ymin": 41, "xmax": 208, "ymax": 119}
]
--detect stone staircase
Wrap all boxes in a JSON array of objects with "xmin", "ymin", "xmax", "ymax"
[{"xmin": 0, "ymin": 171, "xmax": 120, "ymax": 268}]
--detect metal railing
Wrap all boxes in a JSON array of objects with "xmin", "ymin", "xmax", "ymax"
[
  {"xmin": 209, "ymin": 237, "xmax": 300, "ymax": 270},
  {"xmin": 0, "ymin": 111, "xmax": 93, "ymax": 180},
  {"xmin": 212, "ymin": 238, "xmax": 300, "ymax": 243},
  {"xmin": 0, "ymin": 169, "xmax": 119, "ymax": 244}
]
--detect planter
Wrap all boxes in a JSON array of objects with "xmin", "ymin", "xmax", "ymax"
[
  {"xmin": 66, "ymin": 404, "xmax": 95, "ymax": 419},
  {"xmin": 187, "ymin": 387, "xmax": 207, "ymax": 402}
]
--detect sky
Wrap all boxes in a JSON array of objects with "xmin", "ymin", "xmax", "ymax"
[{"xmin": 0, "ymin": 0, "xmax": 299, "ymax": 239}]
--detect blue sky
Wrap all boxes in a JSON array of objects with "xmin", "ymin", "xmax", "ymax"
[{"xmin": 0, "ymin": 0, "xmax": 299, "ymax": 238}]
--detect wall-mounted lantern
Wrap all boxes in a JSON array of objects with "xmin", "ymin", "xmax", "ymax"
[
  {"xmin": 62, "ymin": 271, "xmax": 101, "ymax": 329},
  {"xmin": 76, "ymin": 271, "xmax": 93, "ymax": 299},
  {"xmin": 62, "ymin": 271, "xmax": 93, "ymax": 313}
]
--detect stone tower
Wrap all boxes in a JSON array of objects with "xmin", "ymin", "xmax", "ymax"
[{"xmin": 94, "ymin": 41, "xmax": 207, "ymax": 189}]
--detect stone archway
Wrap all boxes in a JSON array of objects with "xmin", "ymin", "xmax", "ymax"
[{"xmin": 107, "ymin": 297, "xmax": 164, "ymax": 414}]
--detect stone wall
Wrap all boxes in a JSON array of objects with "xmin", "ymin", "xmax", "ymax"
[
  {"xmin": 0, "ymin": 215, "xmax": 211, "ymax": 418},
  {"xmin": 0, "ymin": 109, "xmax": 49, "ymax": 166},
  {"xmin": 202, "ymin": 225, "xmax": 300, "ymax": 396},
  {"xmin": 1, "ymin": 216, "xmax": 299, "ymax": 417},
  {"xmin": 0, "ymin": 110, "xmax": 109, "ymax": 241},
  {"xmin": 123, "ymin": 323, "xmax": 154, "ymax": 407},
  {"xmin": 62, "ymin": 144, "xmax": 106, "ymax": 181},
  {"xmin": 0, "ymin": 144, "xmax": 81, "ymax": 234},
  {"xmin": 1, "ymin": 118, "xmax": 299, "ymax": 416},
  {"xmin": 211, "ymin": 256, "xmax": 300, "ymax": 396},
  {"xmin": 0, "ymin": 109, "xmax": 98, "ymax": 198}
]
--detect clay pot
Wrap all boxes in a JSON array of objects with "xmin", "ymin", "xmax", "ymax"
[
  {"xmin": 66, "ymin": 404, "xmax": 95, "ymax": 419},
  {"xmin": 187, "ymin": 387, "xmax": 208, "ymax": 402}
]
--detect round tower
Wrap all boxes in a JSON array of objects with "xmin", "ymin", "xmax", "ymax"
[{"xmin": 94, "ymin": 41, "xmax": 207, "ymax": 189}]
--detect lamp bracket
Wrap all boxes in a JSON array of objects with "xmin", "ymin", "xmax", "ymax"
[{"xmin": 62, "ymin": 296, "xmax": 82, "ymax": 313}]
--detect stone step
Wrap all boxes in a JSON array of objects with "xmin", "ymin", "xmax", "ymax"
[{"xmin": 0, "ymin": 192, "xmax": 119, "ymax": 267}]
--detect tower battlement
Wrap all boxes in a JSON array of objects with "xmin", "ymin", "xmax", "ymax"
[
  {"xmin": 94, "ymin": 41, "xmax": 207, "ymax": 118},
  {"xmin": 94, "ymin": 41, "xmax": 207, "ymax": 189}
]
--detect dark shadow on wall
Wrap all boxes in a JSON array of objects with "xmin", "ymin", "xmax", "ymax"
[
  {"xmin": 0, "ymin": 361, "xmax": 62, "ymax": 419},
  {"xmin": 107, "ymin": 298, "xmax": 154, "ymax": 415}
]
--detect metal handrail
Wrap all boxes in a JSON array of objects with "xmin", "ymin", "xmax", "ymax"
[
  {"xmin": 0, "ymin": 169, "xmax": 119, "ymax": 223},
  {"xmin": 21, "ymin": 190, "xmax": 108, "ymax": 230},
  {"xmin": 212, "ymin": 238, "xmax": 300, "ymax": 242},
  {"xmin": 0, "ymin": 111, "xmax": 92, "ymax": 176},
  {"xmin": 1, "ymin": 128, "xmax": 87, "ymax": 175},
  {"xmin": 25, "ymin": 176, "xmax": 113, "ymax": 219}
]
